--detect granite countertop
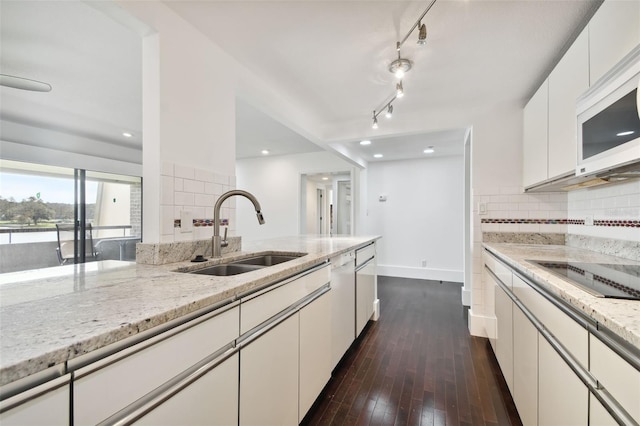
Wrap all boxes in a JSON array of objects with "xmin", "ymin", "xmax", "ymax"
[
  {"xmin": 0, "ymin": 235, "xmax": 379, "ymax": 387},
  {"xmin": 483, "ymin": 242, "xmax": 640, "ymax": 351}
]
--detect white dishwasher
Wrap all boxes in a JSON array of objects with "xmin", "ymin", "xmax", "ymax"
[{"xmin": 355, "ymin": 244, "xmax": 376, "ymax": 337}]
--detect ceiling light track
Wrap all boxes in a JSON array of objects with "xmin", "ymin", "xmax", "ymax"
[{"xmin": 370, "ymin": 0, "xmax": 437, "ymax": 129}]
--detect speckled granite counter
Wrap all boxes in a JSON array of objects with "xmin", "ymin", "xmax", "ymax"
[
  {"xmin": 0, "ymin": 235, "xmax": 379, "ymax": 387},
  {"xmin": 483, "ymin": 242, "xmax": 640, "ymax": 351}
]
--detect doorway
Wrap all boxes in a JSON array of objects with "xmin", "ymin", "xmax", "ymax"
[{"xmin": 299, "ymin": 171, "xmax": 352, "ymax": 236}]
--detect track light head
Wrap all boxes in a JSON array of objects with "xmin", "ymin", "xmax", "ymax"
[
  {"xmin": 417, "ymin": 22, "xmax": 427, "ymax": 45},
  {"xmin": 389, "ymin": 55, "xmax": 412, "ymax": 79},
  {"xmin": 385, "ymin": 104, "xmax": 393, "ymax": 118},
  {"xmin": 396, "ymin": 81, "xmax": 404, "ymax": 98},
  {"xmin": 372, "ymin": 111, "xmax": 379, "ymax": 129}
]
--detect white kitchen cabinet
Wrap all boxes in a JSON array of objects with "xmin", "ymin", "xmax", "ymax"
[
  {"xmin": 512, "ymin": 306, "xmax": 538, "ymax": 426},
  {"xmin": 589, "ymin": 0, "xmax": 640, "ymax": 85},
  {"xmin": 74, "ymin": 304, "xmax": 239, "ymax": 425},
  {"xmin": 134, "ymin": 354, "xmax": 239, "ymax": 426},
  {"xmin": 299, "ymin": 291, "xmax": 332, "ymax": 422},
  {"xmin": 0, "ymin": 375, "xmax": 70, "ymax": 425},
  {"xmin": 590, "ymin": 335, "xmax": 640, "ymax": 423},
  {"xmin": 590, "ymin": 393, "xmax": 618, "ymax": 426},
  {"xmin": 538, "ymin": 337, "xmax": 588, "ymax": 426},
  {"xmin": 330, "ymin": 251, "xmax": 355, "ymax": 368},
  {"xmin": 523, "ymin": 79, "xmax": 549, "ymax": 188},
  {"xmin": 493, "ymin": 282, "xmax": 513, "ymax": 393},
  {"xmin": 240, "ymin": 314, "xmax": 299, "ymax": 426},
  {"xmin": 548, "ymin": 29, "xmax": 589, "ymax": 179}
]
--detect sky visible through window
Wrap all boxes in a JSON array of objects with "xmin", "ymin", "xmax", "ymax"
[{"xmin": 0, "ymin": 173, "xmax": 98, "ymax": 204}]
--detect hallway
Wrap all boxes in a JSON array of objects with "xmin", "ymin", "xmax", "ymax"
[{"xmin": 303, "ymin": 276, "xmax": 522, "ymax": 425}]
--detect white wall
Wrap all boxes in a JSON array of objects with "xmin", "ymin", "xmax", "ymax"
[
  {"xmin": 364, "ymin": 155, "xmax": 464, "ymax": 282},
  {"xmin": 236, "ymin": 151, "xmax": 355, "ymax": 241}
]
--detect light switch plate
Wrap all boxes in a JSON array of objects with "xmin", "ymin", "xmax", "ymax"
[{"xmin": 180, "ymin": 210, "xmax": 193, "ymax": 233}]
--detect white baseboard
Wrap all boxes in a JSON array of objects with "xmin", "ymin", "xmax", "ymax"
[
  {"xmin": 468, "ymin": 309, "xmax": 494, "ymax": 338},
  {"xmin": 461, "ymin": 287, "xmax": 471, "ymax": 307},
  {"xmin": 372, "ymin": 299, "xmax": 380, "ymax": 321},
  {"xmin": 377, "ymin": 265, "xmax": 463, "ymax": 283}
]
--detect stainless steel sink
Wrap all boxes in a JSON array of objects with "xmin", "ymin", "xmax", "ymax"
[
  {"xmin": 232, "ymin": 254, "xmax": 303, "ymax": 267},
  {"xmin": 190, "ymin": 264, "xmax": 263, "ymax": 276},
  {"xmin": 186, "ymin": 252, "xmax": 306, "ymax": 276}
]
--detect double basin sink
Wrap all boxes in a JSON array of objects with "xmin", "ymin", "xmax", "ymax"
[{"xmin": 188, "ymin": 253, "xmax": 305, "ymax": 276}]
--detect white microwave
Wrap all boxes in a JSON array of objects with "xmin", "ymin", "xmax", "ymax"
[{"xmin": 577, "ymin": 45, "xmax": 640, "ymax": 177}]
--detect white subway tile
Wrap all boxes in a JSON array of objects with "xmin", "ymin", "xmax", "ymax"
[
  {"xmin": 184, "ymin": 179, "xmax": 205, "ymax": 194},
  {"xmin": 519, "ymin": 224, "xmax": 540, "ymax": 232},
  {"xmin": 161, "ymin": 206, "xmax": 175, "ymax": 235},
  {"xmin": 174, "ymin": 178, "xmax": 184, "ymax": 192},
  {"xmin": 195, "ymin": 169, "xmax": 215, "ymax": 183},
  {"xmin": 194, "ymin": 193, "xmax": 215, "ymax": 207},
  {"xmin": 192, "ymin": 207, "xmax": 205, "ymax": 218},
  {"xmin": 529, "ymin": 210, "xmax": 549, "ymax": 219},
  {"xmin": 161, "ymin": 161, "xmax": 174, "ymax": 177},
  {"xmin": 174, "ymin": 164, "xmax": 195, "ymax": 180},
  {"xmin": 160, "ymin": 234, "xmax": 174, "ymax": 243},
  {"xmin": 175, "ymin": 192, "xmax": 194, "ymax": 206},
  {"xmin": 205, "ymin": 182, "xmax": 216, "ymax": 195},
  {"xmin": 499, "ymin": 224, "xmax": 519, "ymax": 232},
  {"xmin": 539, "ymin": 224, "xmax": 567, "ymax": 233},
  {"xmin": 161, "ymin": 176, "xmax": 174, "ymax": 205},
  {"xmin": 214, "ymin": 174, "xmax": 228, "ymax": 185},
  {"xmin": 481, "ymin": 223, "xmax": 500, "ymax": 232}
]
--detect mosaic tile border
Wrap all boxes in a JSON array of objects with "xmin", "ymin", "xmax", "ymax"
[
  {"xmin": 174, "ymin": 218, "xmax": 229, "ymax": 228},
  {"xmin": 481, "ymin": 218, "xmax": 640, "ymax": 228}
]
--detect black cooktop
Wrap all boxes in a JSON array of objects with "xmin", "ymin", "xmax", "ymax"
[{"xmin": 528, "ymin": 260, "xmax": 640, "ymax": 300}]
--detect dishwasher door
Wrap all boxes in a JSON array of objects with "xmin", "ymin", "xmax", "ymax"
[{"xmin": 355, "ymin": 253, "xmax": 376, "ymax": 337}]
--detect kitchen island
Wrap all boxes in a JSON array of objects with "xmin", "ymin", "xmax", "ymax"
[
  {"xmin": 483, "ymin": 242, "xmax": 640, "ymax": 425},
  {"xmin": 0, "ymin": 235, "xmax": 379, "ymax": 425}
]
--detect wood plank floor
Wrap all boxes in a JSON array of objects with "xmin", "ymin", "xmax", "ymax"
[{"xmin": 302, "ymin": 276, "xmax": 522, "ymax": 426}]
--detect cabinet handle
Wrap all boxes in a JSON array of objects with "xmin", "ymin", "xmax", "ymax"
[{"xmin": 97, "ymin": 343, "xmax": 239, "ymax": 426}]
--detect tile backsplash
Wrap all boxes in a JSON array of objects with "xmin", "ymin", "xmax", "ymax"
[{"xmin": 160, "ymin": 161, "xmax": 236, "ymax": 243}]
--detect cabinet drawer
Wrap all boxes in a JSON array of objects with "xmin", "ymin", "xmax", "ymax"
[
  {"xmin": 332, "ymin": 251, "xmax": 354, "ymax": 269},
  {"xmin": 484, "ymin": 252, "xmax": 512, "ymax": 289},
  {"xmin": 356, "ymin": 244, "xmax": 375, "ymax": 264},
  {"xmin": 590, "ymin": 335, "xmax": 640, "ymax": 423},
  {"xmin": 74, "ymin": 305, "xmax": 239, "ymax": 425},
  {"xmin": 512, "ymin": 275, "xmax": 588, "ymax": 366},
  {"xmin": 241, "ymin": 265, "xmax": 330, "ymax": 334},
  {"xmin": 0, "ymin": 375, "xmax": 70, "ymax": 426}
]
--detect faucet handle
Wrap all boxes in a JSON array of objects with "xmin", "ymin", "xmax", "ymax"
[{"xmin": 221, "ymin": 227, "xmax": 229, "ymax": 247}]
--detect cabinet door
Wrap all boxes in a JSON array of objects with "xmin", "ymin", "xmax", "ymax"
[
  {"xmin": 74, "ymin": 305, "xmax": 239, "ymax": 425},
  {"xmin": 0, "ymin": 375, "xmax": 70, "ymax": 425},
  {"xmin": 589, "ymin": 0, "xmax": 640, "ymax": 85},
  {"xmin": 538, "ymin": 337, "xmax": 588, "ymax": 426},
  {"xmin": 240, "ymin": 314, "xmax": 299, "ymax": 426},
  {"xmin": 494, "ymin": 282, "xmax": 513, "ymax": 394},
  {"xmin": 590, "ymin": 393, "xmax": 618, "ymax": 426},
  {"xmin": 134, "ymin": 354, "xmax": 239, "ymax": 426},
  {"xmin": 523, "ymin": 80, "xmax": 549, "ymax": 187},
  {"xmin": 512, "ymin": 307, "xmax": 538, "ymax": 426},
  {"xmin": 356, "ymin": 260, "xmax": 375, "ymax": 337},
  {"xmin": 299, "ymin": 292, "xmax": 332, "ymax": 422},
  {"xmin": 590, "ymin": 335, "xmax": 640, "ymax": 422},
  {"xmin": 331, "ymin": 256, "xmax": 355, "ymax": 368},
  {"xmin": 548, "ymin": 29, "xmax": 589, "ymax": 178}
]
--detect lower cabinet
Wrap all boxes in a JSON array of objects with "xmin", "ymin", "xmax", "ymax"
[
  {"xmin": 330, "ymin": 251, "xmax": 355, "ymax": 368},
  {"xmin": 538, "ymin": 337, "xmax": 588, "ymax": 426},
  {"xmin": 590, "ymin": 393, "xmax": 618, "ymax": 426},
  {"xmin": 355, "ymin": 258, "xmax": 375, "ymax": 337},
  {"xmin": 240, "ymin": 314, "xmax": 299, "ymax": 426},
  {"xmin": 135, "ymin": 354, "xmax": 239, "ymax": 426},
  {"xmin": 0, "ymin": 375, "xmax": 70, "ymax": 425},
  {"xmin": 493, "ymin": 279, "xmax": 513, "ymax": 393},
  {"xmin": 299, "ymin": 292, "xmax": 331, "ymax": 422},
  {"xmin": 512, "ymin": 306, "xmax": 538, "ymax": 426}
]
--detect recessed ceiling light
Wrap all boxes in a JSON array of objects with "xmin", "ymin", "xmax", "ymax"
[
  {"xmin": 261, "ymin": 150, "xmax": 270, "ymax": 155},
  {"xmin": 322, "ymin": 177, "xmax": 329, "ymax": 181},
  {"xmin": 373, "ymin": 154, "xmax": 383, "ymax": 158},
  {"xmin": 423, "ymin": 146, "xmax": 435, "ymax": 154},
  {"xmin": 360, "ymin": 140, "xmax": 372, "ymax": 145},
  {"xmin": 616, "ymin": 130, "xmax": 635, "ymax": 136},
  {"xmin": 122, "ymin": 132, "xmax": 133, "ymax": 138}
]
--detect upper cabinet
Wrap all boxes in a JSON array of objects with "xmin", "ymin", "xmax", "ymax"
[
  {"xmin": 548, "ymin": 30, "xmax": 589, "ymax": 179},
  {"xmin": 522, "ymin": 0, "xmax": 640, "ymax": 190},
  {"xmin": 589, "ymin": 0, "xmax": 640, "ymax": 85}
]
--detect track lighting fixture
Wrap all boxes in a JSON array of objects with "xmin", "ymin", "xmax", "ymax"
[
  {"xmin": 369, "ymin": 0, "xmax": 437, "ymax": 128},
  {"xmin": 417, "ymin": 21, "xmax": 427, "ymax": 45}
]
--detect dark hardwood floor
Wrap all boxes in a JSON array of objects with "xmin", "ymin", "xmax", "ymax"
[{"xmin": 302, "ymin": 276, "xmax": 522, "ymax": 426}]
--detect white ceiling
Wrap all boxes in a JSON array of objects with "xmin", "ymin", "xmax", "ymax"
[{"xmin": 0, "ymin": 0, "xmax": 601, "ymax": 166}]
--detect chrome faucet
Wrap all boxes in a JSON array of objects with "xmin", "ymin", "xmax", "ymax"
[{"xmin": 212, "ymin": 190, "xmax": 265, "ymax": 257}]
